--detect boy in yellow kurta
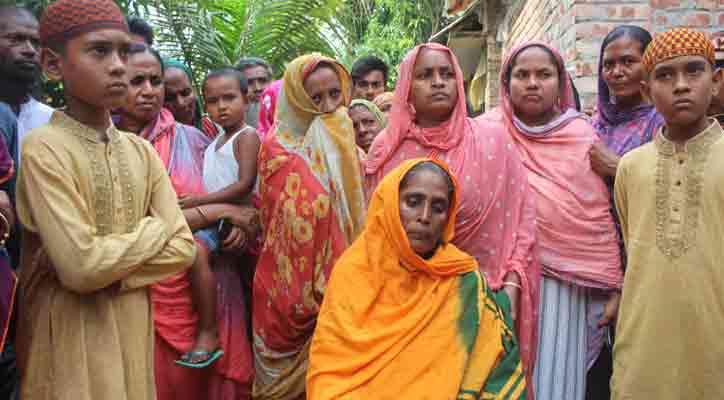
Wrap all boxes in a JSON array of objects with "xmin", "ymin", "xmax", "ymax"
[
  {"xmin": 612, "ymin": 28, "xmax": 723, "ymax": 400},
  {"xmin": 14, "ymin": 1, "xmax": 196, "ymax": 399}
]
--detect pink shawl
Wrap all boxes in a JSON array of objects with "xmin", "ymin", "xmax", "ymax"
[
  {"xmin": 365, "ymin": 43, "xmax": 540, "ymax": 391},
  {"xmin": 484, "ymin": 42, "xmax": 622, "ymax": 289}
]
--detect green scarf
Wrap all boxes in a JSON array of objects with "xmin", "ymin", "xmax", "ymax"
[{"xmin": 350, "ymin": 99, "xmax": 387, "ymax": 128}]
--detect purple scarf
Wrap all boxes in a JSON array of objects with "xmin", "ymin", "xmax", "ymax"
[
  {"xmin": 592, "ymin": 51, "xmax": 664, "ymax": 268},
  {"xmin": 592, "ymin": 54, "xmax": 664, "ymax": 159}
]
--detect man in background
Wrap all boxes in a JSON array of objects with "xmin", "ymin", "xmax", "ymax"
[{"xmin": 236, "ymin": 57, "xmax": 273, "ymax": 128}]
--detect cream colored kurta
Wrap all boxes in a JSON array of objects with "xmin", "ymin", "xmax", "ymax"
[
  {"xmin": 15, "ymin": 112, "xmax": 196, "ymax": 400},
  {"xmin": 612, "ymin": 119, "xmax": 724, "ymax": 400}
]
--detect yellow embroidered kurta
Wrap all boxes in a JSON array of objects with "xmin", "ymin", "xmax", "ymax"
[
  {"xmin": 612, "ymin": 120, "xmax": 724, "ymax": 400},
  {"xmin": 15, "ymin": 112, "xmax": 196, "ymax": 400}
]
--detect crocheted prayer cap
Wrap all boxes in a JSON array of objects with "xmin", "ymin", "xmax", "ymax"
[
  {"xmin": 643, "ymin": 28, "xmax": 716, "ymax": 72},
  {"xmin": 39, "ymin": 0, "xmax": 129, "ymax": 47}
]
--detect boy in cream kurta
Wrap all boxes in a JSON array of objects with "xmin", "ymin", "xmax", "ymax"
[
  {"xmin": 612, "ymin": 28, "xmax": 724, "ymax": 400},
  {"xmin": 14, "ymin": 1, "xmax": 195, "ymax": 399}
]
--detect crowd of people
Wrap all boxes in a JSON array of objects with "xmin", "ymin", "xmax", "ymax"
[{"xmin": 0, "ymin": 0, "xmax": 723, "ymax": 399}]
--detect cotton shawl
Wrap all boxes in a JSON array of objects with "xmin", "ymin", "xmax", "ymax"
[
  {"xmin": 364, "ymin": 43, "xmax": 540, "ymax": 387},
  {"xmin": 484, "ymin": 42, "xmax": 622, "ymax": 289},
  {"xmin": 308, "ymin": 158, "xmax": 526, "ymax": 400}
]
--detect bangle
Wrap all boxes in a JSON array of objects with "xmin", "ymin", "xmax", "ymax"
[
  {"xmin": 502, "ymin": 281, "xmax": 522, "ymax": 290},
  {"xmin": 0, "ymin": 212, "xmax": 10, "ymax": 247}
]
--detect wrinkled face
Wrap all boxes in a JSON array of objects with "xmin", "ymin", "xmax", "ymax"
[
  {"xmin": 602, "ymin": 35, "xmax": 647, "ymax": 105},
  {"xmin": 204, "ymin": 75, "xmax": 248, "ymax": 132},
  {"xmin": 0, "ymin": 12, "xmax": 41, "ymax": 82},
  {"xmin": 399, "ymin": 168, "xmax": 451, "ymax": 258},
  {"xmin": 408, "ymin": 48, "xmax": 458, "ymax": 125},
  {"xmin": 243, "ymin": 65, "xmax": 271, "ymax": 103},
  {"xmin": 44, "ymin": 29, "xmax": 131, "ymax": 111},
  {"xmin": 644, "ymin": 55, "xmax": 717, "ymax": 127},
  {"xmin": 353, "ymin": 69, "xmax": 386, "ymax": 101},
  {"xmin": 123, "ymin": 51, "xmax": 164, "ymax": 126},
  {"xmin": 164, "ymin": 67, "xmax": 197, "ymax": 125},
  {"xmin": 349, "ymin": 105, "xmax": 382, "ymax": 152},
  {"xmin": 508, "ymin": 46, "xmax": 561, "ymax": 125},
  {"xmin": 304, "ymin": 65, "xmax": 343, "ymax": 113}
]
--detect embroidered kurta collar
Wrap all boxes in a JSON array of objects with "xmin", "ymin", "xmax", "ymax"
[
  {"xmin": 655, "ymin": 118, "xmax": 723, "ymax": 156},
  {"xmin": 51, "ymin": 111, "xmax": 121, "ymax": 144}
]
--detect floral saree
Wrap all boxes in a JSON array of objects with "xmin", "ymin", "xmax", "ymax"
[{"xmin": 253, "ymin": 54, "xmax": 365, "ymax": 400}]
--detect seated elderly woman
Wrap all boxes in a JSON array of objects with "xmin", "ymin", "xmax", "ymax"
[{"xmin": 307, "ymin": 158, "xmax": 526, "ymax": 400}]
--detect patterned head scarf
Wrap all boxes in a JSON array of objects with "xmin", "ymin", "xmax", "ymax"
[
  {"xmin": 39, "ymin": 0, "xmax": 128, "ymax": 47},
  {"xmin": 350, "ymin": 99, "xmax": 388, "ymax": 128},
  {"xmin": 643, "ymin": 28, "xmax": 716, "ymax": 72}
]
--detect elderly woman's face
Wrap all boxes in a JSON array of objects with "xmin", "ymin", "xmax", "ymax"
[
  {"xmin": 349, "ymin": 105, "xmax": 382, "ymax": 153},
  {"xmin": 399, "ymin": 168, "xmax": 451, "ymax": 258},
  {"xmin": 123, "ymin": 52, "xmax": 164, "ymax": 126},
  {"xmin": 409, "ymin": 48, "xmax": 458, "ymax": 125}
]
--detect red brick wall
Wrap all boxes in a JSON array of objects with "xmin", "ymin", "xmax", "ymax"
[{"xmin": 499, "ymin": 0, "xmax": 722, "ymax": 107}]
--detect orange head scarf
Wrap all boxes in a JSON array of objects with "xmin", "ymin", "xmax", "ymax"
[{"xmin": 308, "ymin": 159, "xmax": 525, "ymax": 399}]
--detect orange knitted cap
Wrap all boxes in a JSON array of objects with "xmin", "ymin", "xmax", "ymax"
[{"xmin": 642, "ymin": 28, "xmax": 715, "ymax": 72}]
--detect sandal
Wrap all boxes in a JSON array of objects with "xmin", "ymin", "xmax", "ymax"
[{"xmin": 174, "ymin": 349, "xmax": 224, "ymax": 369}]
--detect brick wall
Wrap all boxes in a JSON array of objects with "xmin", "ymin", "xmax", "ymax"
[{"xmin": 495, "ymin": 0, "xmax": 723, "ymax": 108}]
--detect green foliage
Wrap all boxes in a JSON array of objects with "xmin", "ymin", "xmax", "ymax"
[
  {"xmin": 142, "ymin": 0, "xmax": 346, "ymax": 89},
  {"xmin": 337, "ymin": 0, "xmax": 447, "ymax": 85},
  {"xmin": 3, "ymin": 0, "xmax": 446, "ymax": 102}
]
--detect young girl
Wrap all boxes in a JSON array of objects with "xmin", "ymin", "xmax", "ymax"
[{"xmin": 175, "ymin": 67, "xmax": 260, "ymax": 367}]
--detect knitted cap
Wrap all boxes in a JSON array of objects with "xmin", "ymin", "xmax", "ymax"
[
  {"xmin": 642, "ymin": 28, "xmax": 715, "ymax": 73},
  {"xmin": 39, "ymin": 0, "xmax": 128, "ymax": 47}
]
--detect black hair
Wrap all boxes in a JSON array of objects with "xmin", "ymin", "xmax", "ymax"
[
  {"xmin": 127, "ymin": 16, "xmax": 154, "ymax": 46},
  {"xmin": 0, "ymin": 6, "xmax": 35, "ymax": 25},
  {"xmin": 400, "ymin": 161, "xmax": 455, "ymax": 206},
  {"xmin": 503, "ymin": 44, "xmax": 562, "ymax": 91},
  {"xmin": 570, "ymin": 76, "xmax": 582, "ymax": 111},
  {"xmin": 203, "ymin": 67, "xmax": 249, "ymax": 97},
  {"xmin": 600, "ymin": 25, "xmax": 652, "ymax": 59},
  {"xmin": 351, "ymin": 55, "xmax": 389, "ymax": 84},
  {"xmin": 235, "ymin": 57, "xmax": 272, "ymax": 78},
  {"xmin": 128, "ymin": 44, "xmax": 164, "ymax": 73}
]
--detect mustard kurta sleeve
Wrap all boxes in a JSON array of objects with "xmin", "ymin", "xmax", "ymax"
[
  {"xmin": 613, "ymin": 155, "xmax": 629, "ymax": 249},
  {"xmin": 121, "ymin": 143, "xmax": 196, "ymax": 290},
  {"xmin": 16, "ymin": 141, "xmax": 171, "ymax": 294}
]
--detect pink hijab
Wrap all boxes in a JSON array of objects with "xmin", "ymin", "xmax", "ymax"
[
  {"xmin": 484, "ymin": 42, "xmax": 622, "ymax": 289},
  {"xmin": 365, "ymin": 43, "xmax": 540, "ymax": 392},
  {"xmin": 257, "ymin": 79, "xmax": 283, "ymax": 139}
]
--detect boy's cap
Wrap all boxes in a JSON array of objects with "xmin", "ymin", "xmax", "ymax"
[
  {"xmin": 39, "ymin": 0, "xmax": 128, "ymax": 47},
  {"xmin": 643, "ymin": 28, "xmax": 715, "ymax": 73}
]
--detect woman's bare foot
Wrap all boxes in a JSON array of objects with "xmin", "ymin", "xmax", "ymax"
[{"xmin": 185, "ymin": 329, "xmax": 220, "ymax": 364}]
